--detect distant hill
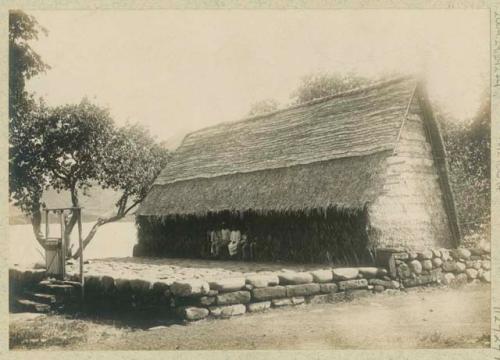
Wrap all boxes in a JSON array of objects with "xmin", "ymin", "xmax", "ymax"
[{"xmin": 9, "ymin": 186, "xmax": 135, "ymax": 225}]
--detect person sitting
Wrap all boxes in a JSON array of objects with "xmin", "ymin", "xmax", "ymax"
[{"xmin": 228, "ymin": 229, "xmax": 241, "ymax": 259}]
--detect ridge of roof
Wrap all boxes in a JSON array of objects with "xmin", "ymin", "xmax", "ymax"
[{"xmin": 181, "ymin": 75, "xmax": 416, "ymax": 142}]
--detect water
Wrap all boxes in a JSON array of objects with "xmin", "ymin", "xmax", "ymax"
[{"xmin": 9, "ymin": 221, "xmax": 138, "ymax": 268}]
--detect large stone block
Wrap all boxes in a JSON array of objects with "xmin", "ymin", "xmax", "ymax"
[
  {"xmin": 332, "ymin": 268, "xmax": 359, "ymax": 280},
  {"xmin": 421, "ymin": 260, "xmax": 433, "ymax": 271},
  {"xmin": 245, "ymin": 274, "xmax": 279, "ymax": 288},
  {"xmin": 409, "ymin": 260, "xmax": 422, "ymax": 274},
  {"xmin": 368, "ymin": 279, "xmax": 400, "ymax": 289},
  {"xmin": 216, "ymin": 290, "xmax": 251, "ymax": 305},
  {"xmin": 402, "ymin": 275, "xmax": 434, "ymax": 287},
  {"xmin": 129, "ymin": 279, "xmax": 151, "ymax": 293},
  {"xmin": 209, "ymin": 304, "xmax": 246, "ymax": 318},
  {"xmin": 84, "ymin": 275, "xmax": 102, "ymax": 292},
  {"xmin": 451, "ymin": 248, "xmax": 471, "ymax": 261},
  {"xmin": 453, "ymin": 273, "xmax": 468, "ymax": 287},
  {"xmin": 465, "ymin": 268, "xmax": 478, "ymax": 280},
  {"xmin": 431, "ymin": 249, "xmax": 442, "ymax": 258},
  {"xmin": 472, "ymin": 260, "xmax": 483, "ymax": 270},
  {"xmin": 432, "ymin": 257, "xmax": 443, "ymax": 268},
  {"xmin": 209, "ymin": 278, "xmax": 246, "ymax": 292},
  {"xmin": 469, "ymin": 247, "xmax": 485, "ymax": 256},
  {"xmin": 115, "ymin": 278, "xmax": 132, "ymax": 292},
  {"xmin": 480, "ymin": 242, "xmax": 490, "ymax": 254},
  {"xmin": 440, "ymin": 249, "xmax": 452, "ymax": 261},
  {"xmin": 101, "ymin": 275, "xmax": 116, "ymax": 293},
  {"xmin": 455, "ymin": 262, "xmax": 466, "ymax": 273},
  {"xmin": 345, "ymin": 289, "xmax": 371, "ymax": 300},
  {"xmin": 397, "ymin": 263, "xmax": 411, "ymax": 278},
  {"xmin": 271, "ymin": 298, "xmax": 293, "ymax": 307},
  {"xmin": 441, "ymin": 272, "xmax": 455, "ymax": 285},
  {"xmin": 278, "ymin": 272, "xmax": 313, "ymax": 285},
  {"xmin": 338, "ymin": 279, "xmax": 368, "ymax": 291},
  {"xmin": 393, "ymin": 252, "xmax": 409, "ymax": 260},
  {"xmin": 358, "ymin": 267, "xmax": 383, "ymax": 279},
  {"xmin": 319, "ymin": 283, "xmax": 338, "ymax": 294},
  {"xmin": 285, "ymin": 283, "xmax": 320, "ymax": 297},
  {"xmin": 310, "ymin": 269, "xmax": 333, "ymax": 283},
  {"xmin": 247, "ymin": 301, "xmax": 271, "ymax": 313},
  {"xmin": 177, "ymin": 306, "xmax": 209, "ymax": 321},
  {"xmin": 408, "ymin": 252, "xmax": 418, "ymax": 260},
  {"xmin": 329, "ymin": 292, "xmax": 348, "ymax": 302},
  {"xmin": 417, "ymin": 250, "xmax": 433, "ymax": 260},
  {"xmin": 152, "ymin": 281, "xmax": 169, "ymax": 293},
  {"xmin": 306, "ymin": 294, "xmax": 330, "ymax": 304},
  {"xmin": 252, "ymin": 286, "xmax": 287, "ymax": 301},
  {"xmin": 374, "ymin": 249, "xmax": 397, "ymax": 278},
  {"xmin": 429, "ymin": 268, "xmax": 443, "ymax": 282},
  {"xmin": 480, "ymin": 271, "xmax": 490, "ymax": 283},
  {"xmin": 171, "ymin": 280, "xmax": 210, "ymax": 297},
  {"xmin": 482, "ymin": 260, "xmax": 491, "ymax": 270},
  {"xmin": 291, "ymin": 297, "xmax": 305, "ymax": 305},
  {"xmin": 198, "ymin": 296, "xmax": 216, "ymax": 306},
  {"xmin": 442, "ymin": 261, "xmax": 457, "ymax": 272}
]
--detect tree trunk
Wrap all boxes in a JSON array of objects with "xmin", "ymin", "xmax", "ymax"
[
  {"xmin": 71, "ymin": 215, "xmax": 122, "ymax": 259},
  {"xmin": 70, "ymin": 196, "xmax": 141, "ymax": 260},
  {"xmin": 30, "ymin": 203, "xmax": 46, "ymax": 250},
  {"xmin": 63, "ymin": 186, "xmax": 80, "ymax": 258}
]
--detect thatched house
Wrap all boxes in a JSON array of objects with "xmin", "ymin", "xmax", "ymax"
[{"xmin": 136, "ymin": 76, "xmax": 460, "ymax": 265}]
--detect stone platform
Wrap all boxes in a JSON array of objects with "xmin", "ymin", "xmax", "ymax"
[
  {"xmin": 9, "ymin": 246, "xmax": 491, "ymax": 322},
  {"xmin": 66, "ymin": 257, "xmax": 331, "ymax": 285}
]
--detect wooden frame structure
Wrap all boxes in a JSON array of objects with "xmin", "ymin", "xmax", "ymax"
[{"xmin": 44, "ymin": 207, "xmax": 85, "ymax": 300}]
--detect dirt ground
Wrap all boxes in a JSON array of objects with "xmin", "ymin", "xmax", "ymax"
[{"xmin": 10, "ymin": 283, "xmax": 490, "ymax": 350}]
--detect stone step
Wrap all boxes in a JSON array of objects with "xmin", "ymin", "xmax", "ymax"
[
  {"xmin": 24, "ymin": 291, "xmax": 57, "ymax": 305},
  {"xmin": 38, "ymin": 283, "xmax": 77, "ymax": 297},
  {"xmin": 49, "ymin": 279, "xmax": 82, "ymax": 288},
  {"xmin": 16, "ymin": 299, "xmax": 52, "ymax": 313}
]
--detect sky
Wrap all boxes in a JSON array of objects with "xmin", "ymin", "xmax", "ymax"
[{"xmin": 27, "ymin": 10, "xmax": 490, "ymax": 149}]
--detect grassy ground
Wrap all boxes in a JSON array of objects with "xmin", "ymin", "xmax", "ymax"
[{"xmin": 10, "ymin": 283, "xmax": 490, "ymax": 350}]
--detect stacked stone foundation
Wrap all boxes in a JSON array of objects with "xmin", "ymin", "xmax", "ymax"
[{"xmin": 9, "ymin": 246, "xmax": 491, "ymax": 321}]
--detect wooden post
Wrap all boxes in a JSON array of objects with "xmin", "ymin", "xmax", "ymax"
[
  {"xmin": 60, "ymin": 211, "xmax": 66, "ymax": 279},
  {"xmin": 45, "ymin": 209, "xmax": 49, "ymax": 240},
  {"xmin": 77, "ymin": 208, "xmax": 85, "ymax": 302}
]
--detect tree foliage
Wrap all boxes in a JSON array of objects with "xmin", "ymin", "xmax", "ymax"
[
  {"xmin": 290, "ymin": 72, "xmax": 373, "ymax": 104},
  {"xmin": 247, "ymin": 99, "xmax": 279, "ymax": 116},
  {"xmin": 439, "ymin": 96, "xmax": 490, "ymax": 245},
  {"xmin": 71, "ymin": 122, "xmax": 170, "ymax": 258},
  {"xmin": 9, "ymin": 10, "xmax": 50, "ymax": 247},
  {"xmin": 39, "ymin": 100, "xmax": 170, "ymax": 257},
  {"xmin": 9, "ymin": 10, "xmax": 49, "ymax": 111},
  {"xmin": 9, "ymin": 11, "xmax": 170, "ymax": 256}
]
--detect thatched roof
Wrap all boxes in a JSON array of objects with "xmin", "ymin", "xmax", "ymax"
[{"xmin": 138, "ymin": 77, "xmax": 418, "ymax": 216}]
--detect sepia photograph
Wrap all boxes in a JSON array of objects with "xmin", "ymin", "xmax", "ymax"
[{"xmin": 7, "ymin": 8, "xmax": 492, "ymax": 352}]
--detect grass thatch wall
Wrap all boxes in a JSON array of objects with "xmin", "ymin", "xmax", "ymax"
[{"xmin": 136, "ymin": 207, "xmax": 375, "ymax": 265}]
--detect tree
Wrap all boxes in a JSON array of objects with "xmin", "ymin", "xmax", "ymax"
[
  {"xmin": 247, "ymin": 99, "xmax": 279, "ymax": 116},
  {"xmin": 438, "ymin": 93, "xmax": 490, "ymax": 244},
  {"xmin": 9, "ymin": 10, "xmax": 50, "ymax": 247},
  {"xmin": 71, "ymin": 123, "xmax": 170, "ymax": 258},
  {"xmin": 9, "ymin": 10, "xmax": 49, "ymax": 112},
  {"xmin": 40, "ymin": 99, "xmax": 115, "ymax": 254},
  {"xmin": 290, "ymin": 72, "xmax": 373, "ymax": 104}
]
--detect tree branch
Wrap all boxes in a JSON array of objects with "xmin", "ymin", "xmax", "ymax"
[{"xmin": 122, "ymin": 199, "xmax": 141, "ymax": 216}]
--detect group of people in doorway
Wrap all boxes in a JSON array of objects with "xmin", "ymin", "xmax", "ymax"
[{"xmin": 208, "ymin": 227, "xmax": 256, "ymax": 261}]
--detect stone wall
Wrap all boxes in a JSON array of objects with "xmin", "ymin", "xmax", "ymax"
[
  {"xmin": 388, "ymin": 247, "xmax": 491, "ymax": 287},
  {"xmin": 9, "ymin": 246, "xmax": 490, "ymax": 321}
]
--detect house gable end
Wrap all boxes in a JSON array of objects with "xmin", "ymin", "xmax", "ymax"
[{"xmin": 367, "ymin": 89, "xmax": 457, "ymax": 250}]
